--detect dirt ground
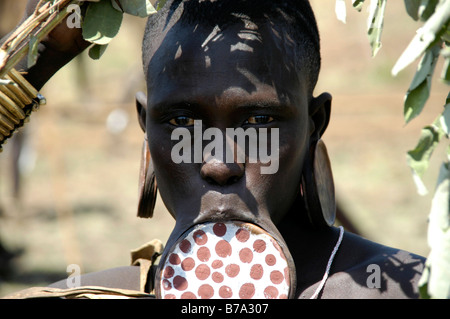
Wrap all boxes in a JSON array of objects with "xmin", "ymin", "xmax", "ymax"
[{"xmin": 0, "ymin": 2, "xmax": 448, "ymax": 297}]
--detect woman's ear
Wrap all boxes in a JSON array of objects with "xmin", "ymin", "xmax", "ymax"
[
  {"xmin": 309, "ymin": 92, "xmax": 332, "ymax": 143},
  {"xmin": 135, "ymin": 91, "xmax": 148, "ymax": 133}
]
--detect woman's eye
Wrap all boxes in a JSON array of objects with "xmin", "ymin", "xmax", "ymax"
[
  {"xmin": 169, "ymin": 116, "xmax": 195, "ymax": 127},
  {"xmin": 246, "ymin": 115, "xmax": 274, "ymax": 125}
]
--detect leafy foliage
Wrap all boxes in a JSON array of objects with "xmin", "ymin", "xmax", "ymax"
[
  {"xmin": 111, "ymin": 0, "xmax": 157, "ymax": 17},
  {"xmin": 418, "ymin": 161, "xmax": 450, "ymax": 299},
  {"xmin": 336, "ymin": 0, "xmax": 450, "ymax": 299},
  {"xmin": 367, "ymin": 0, "xmax": 387, "ymax": 57},
  {"xmin": 81, "ymin": 0, "xmax": 160, "ymax": 59}
]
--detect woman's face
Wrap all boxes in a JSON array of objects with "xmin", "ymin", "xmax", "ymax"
[{"xmin": 144, "ymin": 20, "xmax": 312, "ymax": 243}]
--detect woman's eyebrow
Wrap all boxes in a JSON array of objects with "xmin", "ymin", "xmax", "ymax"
[
  {"xmin": 151, "ymin": 98, "xmax": 295, "ymax": 116},
  {"xmin": 233, "ymin": 100, "xmax": 284, "ymax": 109},
  {"xmin": 231, "ymin": 100, "xmax": 295, "ymax": 115},
  {"xmin": 152, "ymin": 100, "xmax": 201, "ymax": 112}
]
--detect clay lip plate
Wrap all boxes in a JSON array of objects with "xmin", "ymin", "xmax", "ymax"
[{"xmin": 157, "ymin": 221, "xmax": 291, "ymax": 299}]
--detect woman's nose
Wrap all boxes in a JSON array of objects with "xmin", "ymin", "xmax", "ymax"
[{"xmin": 200, "ymin": 158, "xmax": 245, "ymax": 186}]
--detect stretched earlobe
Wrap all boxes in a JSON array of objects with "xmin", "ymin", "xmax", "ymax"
[
  {"xmin": 301, "ymin": 139, "xmax": 336, "ymax": 228},
  {"xmin": 135, "ymin": 91, "xmax": 157, "ymax": 218},
  {"xmin": 137, "ymin": 137, "xmax": 158, "ymax": 218},
  {"xmin": 135, "ymin": 91, "xmax": 148, "ymax": 133},
  {"xmin": 309, "ymin": 92, "xmax": 332, "ymax": 143}
]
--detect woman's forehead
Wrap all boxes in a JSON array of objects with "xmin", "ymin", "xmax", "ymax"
[
  {"xmin": 149, "ymin": 22, "xmax": 266, "ymax": 70},
  {"xmin": 146, "ymin": 22, "xmax": 306, "ymax": 107}
]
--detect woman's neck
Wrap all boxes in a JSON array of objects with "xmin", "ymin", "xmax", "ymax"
[{"xmin": 276, "ymin": 201, "xmax": 340, "ymax": 296}]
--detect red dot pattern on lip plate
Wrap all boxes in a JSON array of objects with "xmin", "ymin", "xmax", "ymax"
[
  {"xmin": 179, "ymin": 239, "xmax": 191, "ymax": 253},
  {"xmin": 250, "ymin": 264, "xmax": 264, "ymax": 280},
  {"xmin": 213, "ymin": 223, "xmax": 227, "ymax": 237},
  {"xmin": 239, "ymin": 247, "xmax": 253, "ymax": 263},
  {"xmin": 181, "ymin": 257, "xmax": 195, "ymax": 271},
  {"xmin": 197, "ymin": 246, "xmax": 211, "ymax": 262},
  {"xmin": 195, "ymin": 264, "xmax": 211, "ymax": 280},
  {"xmin": 159, "ymin": 222, "xmax": 290, "ymax": 299},
  {"xmin": 169, "ymin": 253, "xmax": 181, "ymax": 265},
  {"xmin": 225, "ymin": 264, "xmax": 240, "ymax": 278},
  {"xmin": 193, "ymin": 230, "xmax": 208, "ymax": 245},
  {"xmin": 219, "ymin": 285, "xmax": 232, "ymax": 298},
  {"xmin": 215, "ymin": 240, "xmax": 232, "ymax": 258},
  {"xmin": 239, "ymin": 283, "xmax": 255, "ymax": 299}
]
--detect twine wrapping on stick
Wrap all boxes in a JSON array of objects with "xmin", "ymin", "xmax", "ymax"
[
  {"xmin": 0, "ymin": 0, "xmax": 82, "ymax": 151},
  {"xmin": 0, "ymin": 68, "xmax": 46, "ymax": 151}
]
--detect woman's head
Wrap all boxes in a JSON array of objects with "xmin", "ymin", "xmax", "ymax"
[
  {"xmin": 138, "ymin": 0, "xmax": 331, "ymax": 244},
  {"xmin": 142, "ymin": 0, "xmax": 322, "ymax": 96}
]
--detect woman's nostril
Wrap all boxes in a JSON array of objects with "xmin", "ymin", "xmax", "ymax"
[
  {"xmin": 204, "ymin": 176, "xmax": 217, "ymax": 185},
  {"xmin": 200, "ymin": 161, "xmax": 244, "ymax": 186},
  {"xmin": 228, "ymin": 176, "xmax": 240, "ymax": 185}
]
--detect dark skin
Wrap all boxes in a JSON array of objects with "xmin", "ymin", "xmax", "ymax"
[
  {"xmin": 11, "ymin": 1, "xmax": 424, "ymax": 298},
  {"xmin": 138, "ymin": 16, "xmax": 424, "ymax": 298}
]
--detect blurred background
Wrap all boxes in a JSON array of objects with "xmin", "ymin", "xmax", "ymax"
[{"xmin": 0, "ymin": 1, "xmax": 448, "ymax": 297}]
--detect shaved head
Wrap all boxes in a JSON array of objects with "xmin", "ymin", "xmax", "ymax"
[{"xmin": 142, "ymin": 0, "xmax": 321, "ymax": 96}]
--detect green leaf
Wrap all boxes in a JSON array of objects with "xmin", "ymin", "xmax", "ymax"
[
  {"xmin": 441, "ymin": 56, "xmax": 450, "ymax": 83},
  {"xmin": 406, "ymin": 124, "xmax": 443, "ymax": 176},
  {"xmin": 442, "ymin": 23, "xmax": 450, "ymax": 42},
  {"xmin": 82, "ymin": 0, "xmax": 124, "ymax": 45},
  {"xmin": 367, "ymin": 0, "xmax": 387, "ymax": 57},
  {"xmin": 392, "ymin": 0, "xmax": 450, "ymax": 75},
  {"xmin": 439, "ymin": 101, "xmax": 450, "ymax": 135},
  {"xmin": 404, "ymin": 44, "xmax": 440, "ymax": 123},
  {"xmin": 27, "ymin": 35, "xmax": 39, "ymax": 69},
  {"xmin": 404, "ymin": 80, "xmax": 432, "ymax": 123},
  {"xmin": 156, "ymin": 0, "xmax": 168, "ymax": 10},
  {"xmin": 404, "ymin": 0, "xmax": 421, "ymax": 20},
  {"xmin": 440, "ymin": 44, "xmax": 450, "ymax": 83},
  {"xmin": 111, "ymin": 0, "xmax": 157, "ymax": 17},
  {"xmin": 419, "ymin": 0, "xmax": 439, "ymax": 21},
  {"xmin": 406, "ymin": 117, "xmax": 445, "ymax": 192},
  {"xmin": 352, "ymin": 0, "xmax": 365, "ymax": 11},
  {"xmin": 418, "ymin": 263, "xmax": 431, "ymax": 298},
  {"xmin": 88, "ymin": 44, "xmax": 109, "ymax": 60},
  {"xmin": 419, "ymin": 161, "xmax": 450, "ymax": 299}
]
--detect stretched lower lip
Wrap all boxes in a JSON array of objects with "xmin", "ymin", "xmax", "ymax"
[
  {"xmin": 197, "ymin": 191, "xmax": 257, "ymax": 222},
  {"xmin": 155, "ymin": 221, "xmax": 293, "ymax": 299},
  {"xmin": 194, "ymin": 208, "xmax": 256, "ymax": 225}
]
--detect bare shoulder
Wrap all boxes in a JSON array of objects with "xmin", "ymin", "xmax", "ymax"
[
  {"xmin": 319, "ymin": 230, "xmax": 425, "ymax": 299},
  {"xmin": 48, "ymin": 265, "xmax": 142, "ymax": 291}
]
